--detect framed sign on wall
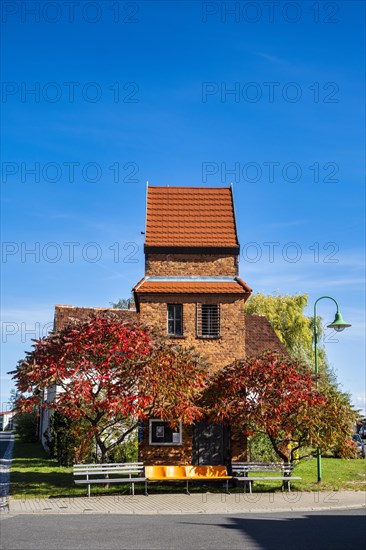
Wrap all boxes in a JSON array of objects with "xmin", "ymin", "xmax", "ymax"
[{"xmin": 149, "ymin": 419, "xmax": 182, "ymax": 445}]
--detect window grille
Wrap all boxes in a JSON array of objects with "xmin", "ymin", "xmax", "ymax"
[
  {"xmin": 196, "ymin": 303, "xmax": 220, "ymax": 338},
  {"xmin": 167, "ymin": 304, "xmax": 183, "ymax": 336}
]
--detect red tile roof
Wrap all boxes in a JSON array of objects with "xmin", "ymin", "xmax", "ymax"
[
  {"xmin": 133, "ymin": 278, "xmax": 251, "ymax": 295},
  {"xmin": 54, "ymin": 305, "xmax": 137, "ymax": 332},
  {"xmin": 244, "ymin": 314, "xmax": 288, "ymax": 357},
  {"xmin": 145, "ymin": 186, "xmax": 239, "ymax": 248}
]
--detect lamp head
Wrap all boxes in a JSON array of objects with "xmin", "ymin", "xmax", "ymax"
[{"xmin": 327, "ymin": 311, "xmax": 352, "ymax": 333}]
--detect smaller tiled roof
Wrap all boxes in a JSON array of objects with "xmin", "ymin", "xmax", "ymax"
[
  {"xmin": 245, "ymin": 314, "xmax": 288, "ymax": 357},
  {"xmin": 54, "ymin": 305, "xmax": 137, "ymax": 332},
  {"xmin": 145, "ymin": 186, "xmax": 239, "ymax": 249},
  {"xmin": 133, "ymin": 276, "xmax": 252, "ymax": 295}
]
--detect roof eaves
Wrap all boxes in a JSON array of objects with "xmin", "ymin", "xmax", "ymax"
[
  {"xmin": 132, "ymin": 276, "xmax": 148, "ymax": 293},
  {"xmin": 235, "ymin": 277, "xmax": 253, "ymax": 293},
  {"xmin": 144, "ymin": 245, "xmax": 240, "ymax": 254}
]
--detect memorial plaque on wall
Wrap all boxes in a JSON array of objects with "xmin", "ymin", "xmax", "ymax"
[{"xmin": 149, "ymin": 420, "xmax": 182, "ymax": 445}]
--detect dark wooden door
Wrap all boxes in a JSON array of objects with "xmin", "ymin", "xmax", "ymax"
[{"xmin": 192, "ymin": 421, "xmax": 230, "ymax": 466}]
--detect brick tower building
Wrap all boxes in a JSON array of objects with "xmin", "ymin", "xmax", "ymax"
[
  {"xmin": 48, "ymin": 184, "xmax": 286, "ymax": 464},
  {"xmin": 134, "ymin": 185, "xmax": 251, "ymax": 465}
]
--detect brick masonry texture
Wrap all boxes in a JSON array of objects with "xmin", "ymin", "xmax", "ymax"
[
  {"xmin": 231, "ymin": 427, "xmax": 248, "ymax": 462},
  {"xmin": 138, "ymin": 422, "xmax": 193, "ymax": 465},
  {"xmin": 145, "ymin": 253, "xmax": 239, "ymax": 276},
  {"xmin": 138, "ymin": 294, "xmax": 246, "ymax": 373}
]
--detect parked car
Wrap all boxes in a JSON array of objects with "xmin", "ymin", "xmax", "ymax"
[
  {"xmin": 359, "ymin": 426, "xmax": 366, "ymax": 439},
  {"xmin": 352, "ymin": 434, "xmax": 366, "ymax": 458}
]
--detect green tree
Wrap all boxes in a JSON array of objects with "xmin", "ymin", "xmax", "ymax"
[
  {"xmin": 15, "ymin": 409, "xmax": 38, "ymax": 442},
  {"xmin": 110, "ymin": 296, "xmax": 134, "ymax": 310},
  {"xmin": 8, "ymin": 388, "xmax": 21, "ymax": 409}
]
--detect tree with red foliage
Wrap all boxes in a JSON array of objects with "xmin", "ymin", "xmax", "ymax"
[
  {"xmin": 206, "ymin": 351, "xmax": 356, "ymax": 463},
  {"xmin": 13, "ymin": 314, "xmax": 208, "ymax": 462}
]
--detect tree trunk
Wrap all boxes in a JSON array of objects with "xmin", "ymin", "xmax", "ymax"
[
  {"xmin": 268, "ymin": 434, "xmax": 293, "ymax": 491},
  {"xmin": 96, "ymin": 441, "xmax": 109, "ymax": 488}
]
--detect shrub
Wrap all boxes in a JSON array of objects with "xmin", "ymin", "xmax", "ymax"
[
  {"xmin": 248, "ymin": 432, "xmax": 278, "ymax": 462},
  {"xmin": 15, "ymin": 411, "xmax": 38, "ymax": 442},
  {"xmin": 45, "ymin": 412, "xmax": 94, "ymax": 466}
]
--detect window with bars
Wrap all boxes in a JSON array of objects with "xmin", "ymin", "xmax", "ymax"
[
  {"xmin": 196, "ymin": 303, "xmax": 220, "ymax": 338},
  {"xmin": 167, "ymin": 304, "xmax": 183, "ymax": 336}
]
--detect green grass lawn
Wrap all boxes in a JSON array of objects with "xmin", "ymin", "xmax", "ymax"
[
  {"xmin": 10, "ymin": 438, "xmax": 366, "ymax": 499},
  {"xmin": 10, "ymin": 438, "xmax": 80, "ymax": 499}
]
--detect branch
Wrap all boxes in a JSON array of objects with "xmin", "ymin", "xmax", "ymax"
[
  {"xmin": 268, "ymin": 434, "xmax": 288, "ymax": 462},
  {"xmin": 103, "ymin": 421, "xmax": 139, "ymax": 454}
]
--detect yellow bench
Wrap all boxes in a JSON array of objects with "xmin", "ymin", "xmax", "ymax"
[{"xmin": 144, "ymin": 465, "xmax": 231, "ymax": 494}]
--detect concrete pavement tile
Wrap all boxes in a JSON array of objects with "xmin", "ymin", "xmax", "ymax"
[{"xmin": 6, "ymin": 491, "xmax": 365, "ymax": 515}]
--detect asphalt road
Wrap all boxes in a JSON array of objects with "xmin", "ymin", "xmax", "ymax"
[
  {"xmin": 1, "ymin": 509, "xmax": 365, "ymax": 550},
  {"xmin": 0, "ymin": 434, "xmax": 14, "ymax": 461}
]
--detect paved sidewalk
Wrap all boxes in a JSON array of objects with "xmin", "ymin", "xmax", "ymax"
[{"xmin": 5, "ymin": 491, "xmax": 365, "ymax": 515}]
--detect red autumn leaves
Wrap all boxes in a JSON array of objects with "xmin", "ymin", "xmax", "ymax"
[{"xmin": 13, "ymin": 314, "xmax": 355, "ymax": 463}]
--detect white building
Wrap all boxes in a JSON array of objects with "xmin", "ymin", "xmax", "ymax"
[{"xmin": 0, "ymin": 410, "xmax": 16, "ymax": 431}]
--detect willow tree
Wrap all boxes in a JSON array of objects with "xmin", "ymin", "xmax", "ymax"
[{"xmin": 245, "ymin": 292, "xmax": 329, "ymax": 375}]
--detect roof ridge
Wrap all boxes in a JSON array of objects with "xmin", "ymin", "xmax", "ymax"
[{"xmin": 148, "ymin": 185, "xmax": 232, "ymax": 189}]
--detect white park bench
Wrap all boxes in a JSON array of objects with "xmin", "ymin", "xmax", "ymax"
[
  {"xmin": 73, "ymin": 462, "xmax": 147, "ymax": 497},
  {"xmin": 232, "ymin": 461, "xmax": 302, "ymax": 493}
]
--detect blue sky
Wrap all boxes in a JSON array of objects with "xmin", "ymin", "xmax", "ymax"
[{"xmin": 1, "ymin": 1, "xmax": 365, "ymax": 414}]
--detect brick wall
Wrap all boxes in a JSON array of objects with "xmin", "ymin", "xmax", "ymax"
[
  {"xmin": 231, "ymin": 427, "xmax": 248, "ymax": 462},
  {"xmin": 145, "ymin": 253, "xmax": 238, "ymax": 277},
  {"xmin": 138, "ymin": 294, "xmax": 246, "ymax": 373},
  {"xmin": 138, "ymin": 422, "xmax": 193, "ymax": 465}
]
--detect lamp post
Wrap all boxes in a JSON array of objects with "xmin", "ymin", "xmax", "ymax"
[{"xmin": 313, "ymin": 296, "xmax": 351, "ymax": 482}]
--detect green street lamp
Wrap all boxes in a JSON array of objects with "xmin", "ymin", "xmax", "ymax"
[{"xmin": 313, "ymin": 296, "xmax": 351, "ymax": 482}]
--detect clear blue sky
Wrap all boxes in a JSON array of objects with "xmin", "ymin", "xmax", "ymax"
[{"xmin": 1, "ymin": 1, "xmax": 365, "ymax": 414}]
